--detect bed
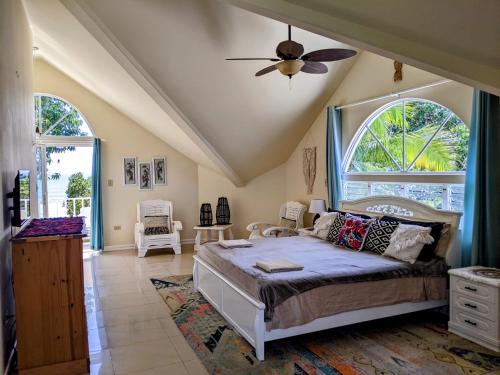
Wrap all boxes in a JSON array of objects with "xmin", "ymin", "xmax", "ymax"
[{"xmin": 192, "ymin": 196, "xmax": 462, "ymax": 361}]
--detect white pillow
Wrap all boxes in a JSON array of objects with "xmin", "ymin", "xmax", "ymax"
[
  {"xmin": 313, "ymin": 212, "xmax": 338, "ymax": 240},
  {"xmin": 383, "ymin": 224, "xmax": 434, "ymax": 264}
]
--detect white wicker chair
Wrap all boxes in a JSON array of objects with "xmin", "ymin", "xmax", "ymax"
[
  {"xmin": 134, "ymin": 200, "xmax": 182, "ymax": 257},
  {"xmin": 246, "ymin": 201, "xmax": 307, "ymax": 239}
]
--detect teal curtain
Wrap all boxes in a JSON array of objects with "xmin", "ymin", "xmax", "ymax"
[
  {"xmin": 91, "ymin": 138, "xmax": 104, "ymax": 250},
  {"xmin": 326, "ymin": 107, "xmax": 343, "ymax": 209},
  {"xmin": 462, "ymin": 90, "xmax": 500, "ymax": 267}
]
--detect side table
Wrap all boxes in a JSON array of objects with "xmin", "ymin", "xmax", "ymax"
[{"xmin": 193, "ymin": 224, "xmax": 234, "ymax": 251}]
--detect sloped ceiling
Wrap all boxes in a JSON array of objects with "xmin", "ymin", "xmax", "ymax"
[
  {"xmin": 24, "ymin": 0, "xmax": 358, "ymax": 184},
  {"xmin": 224, "ymin": 0, "xmax": 500, "ymax": 96}
]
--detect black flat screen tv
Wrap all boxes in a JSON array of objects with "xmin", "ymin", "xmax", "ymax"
[{"xmin": 7, "ymin": 170, "xmax": 31, "ymax": 227}]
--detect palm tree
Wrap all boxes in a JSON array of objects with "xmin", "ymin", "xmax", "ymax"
[{"xmin": 349, "ymin": 102, "xmax": 467, "ymax": 173}]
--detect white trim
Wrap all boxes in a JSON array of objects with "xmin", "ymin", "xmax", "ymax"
[
  {"xmin": 36, "ymin": 135, "xmax": 95, "ymax": 147},
  {"xmin": 336, "ymin": 80, "xmax": 452, "ymax": 110},
  {"xmin": 104, "ymin": 239, "xmax": 194, "ymax": 251},
  {"xmin": 344, "ymin": 173, "xmax": 465, "ymax": 184},
  {"xmin": 103, "ymin": 244, "xmax": 135, "ymax": 251}
]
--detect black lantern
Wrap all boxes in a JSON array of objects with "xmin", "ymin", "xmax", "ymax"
[
  {"xmin": 199, "ymin": 203, "xmax": 213, "ymax": 226},
  {"xmin": 216, "ymin": 197, "xmax": 231, "ymax": 225}
]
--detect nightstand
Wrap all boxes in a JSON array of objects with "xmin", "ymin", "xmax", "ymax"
[
  {"xmin": 298, "ymin": 227, "xmax": 315, "ymax": 236},
  {"xmin": 448, "ymin": 266, "xmax": 500, "ymax": 352}
]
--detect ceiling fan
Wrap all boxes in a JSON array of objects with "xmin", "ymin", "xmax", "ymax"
[{"xmin": 226, "ymin": 25, "xmax": 357, "ymax": 79}]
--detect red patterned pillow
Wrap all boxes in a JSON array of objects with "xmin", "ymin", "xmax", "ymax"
[{"xmin": 335, "ymin": 214, "xmax": 373, "ymax": 250}]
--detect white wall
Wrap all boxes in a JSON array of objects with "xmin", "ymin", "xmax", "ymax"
[
  {"xmin": 34, "ymin": 59, "xmax": 199, "ymax": 246},
  {"xmin": 198, "ymin": 165, "xmax": 286, "ymax": 239},
  {"xmin": 285, "ymin": 52, "xmax": 473, "ymax": 226},
  {"xmin": 0, "ymin": 0, "xmax": 34, "ymax": 370}
]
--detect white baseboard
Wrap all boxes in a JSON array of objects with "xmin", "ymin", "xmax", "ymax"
[
  {"xmin": 103, "ymin": 239, "xmax": 194, "ymax": 252},
  {"xmin": 103, "ymin": 244, "xmax": 135, "ymax": 251}
]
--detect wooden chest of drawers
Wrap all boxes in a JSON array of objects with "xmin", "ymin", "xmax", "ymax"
[
  {"xmin": 448, "ymin": 267, "xmax": 500, "ymax": 352},
  {"xmin": 12, "ymin": 221, "xmax": 89, "ymax": 374}
]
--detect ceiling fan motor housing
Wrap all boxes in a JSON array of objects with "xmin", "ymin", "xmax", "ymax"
[{"xmin": 277, "ymin": 60, "xmax": 305, "ymax": 76}]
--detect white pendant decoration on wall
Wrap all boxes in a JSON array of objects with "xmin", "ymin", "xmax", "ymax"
[{"xmin": 303, "ymin": 147, "xmax": 316, "ymax": 194}]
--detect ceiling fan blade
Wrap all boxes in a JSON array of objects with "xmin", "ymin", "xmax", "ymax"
[
  {"xmin": 226, "ymin": 58, "xmax": 281, "ymax": 61},
  {"xmin": 276, "ymin": 40, "xmax": 304, "ymax": 60},
  {"xmin": 255, "ymin": 64, "xmax": 277, "ymax": 76},
  {"xmin": 301, "ymin": 61, "xmax": 328, "ymax": 74},
  {"xmin": 302, "ymin": 48, "xmax": 357, "ymax": 62}
]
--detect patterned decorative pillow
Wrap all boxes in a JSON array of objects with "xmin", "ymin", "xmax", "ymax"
[
  {"xmin": 381, "ymin": 216, "xmax": 444, "ymax": 261},
  {"xmin": 363, "ymin": 219, "xmax": 400, "ymax": 255},
  {"xmin": 144, "ymin": 226, "xmax": 170, "ymax": 235},
  {"xmin": 144, "ymin": 215, "xmax": 170, "ymax": 236},
  {"xmin": 335, "ymin": 214, "xmax": 373, "ymax": 250},
  {"xmin": 383, "ymin": 224, "xmax": 434, "ymax": 264},
  {"xmin": 326, "ymin": 214, "xmax": 345, "ymax": 243},
  {"xmin": 279, "ymin": 217, "xmax": 296, "ymax": 230}
]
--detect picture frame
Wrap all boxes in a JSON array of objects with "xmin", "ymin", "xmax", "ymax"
[
  {"xmin": 123, "ymin": 156, "xmax": 137, "ymax": 185},
  {"xmin": 138, "ymin": 162, "xmax": 152, "ymax": 190},
  {"xmin": 152, "ymin": 156, "xmax": 167, "ymax": 185}
]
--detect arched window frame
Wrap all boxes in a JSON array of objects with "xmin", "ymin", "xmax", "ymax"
[
  {"xmin": 33, "ymin": 93, "xmax": 95, "ymax": 219},
  {"xmin": 34, "ymin": 93, "xmax": 95, "ymax": 147},
  {"xmin": 342, "ymin": 98, "xmax": 468, "ymax": 211}
]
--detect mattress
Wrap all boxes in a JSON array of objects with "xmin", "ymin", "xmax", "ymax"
[{"xmin": 198, "ymin": 236, "xmax": 448, "ymax": 330}]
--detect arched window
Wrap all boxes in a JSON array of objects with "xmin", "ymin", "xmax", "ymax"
[
  {"xmin": 343, "ymin": 98, "xmax": 469, "ymax": 211},
  {"xmin": 34, "ymin": 94, "xmax": 94, "ymax": 219},
  {"xmin": 34, "ymin": 94, "xmax": 93, "ymax": 138}
]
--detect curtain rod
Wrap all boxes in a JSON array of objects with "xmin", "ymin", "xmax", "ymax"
[{"xmin": 336, "ymin": 80, "xmax": 452, "ymax": 110}]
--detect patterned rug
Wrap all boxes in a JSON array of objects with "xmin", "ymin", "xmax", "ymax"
[{"xmin": 151, "ymin": 275, "xmax": 500, "ymax": 375}]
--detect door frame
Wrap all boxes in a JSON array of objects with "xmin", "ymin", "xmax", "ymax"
[{"xmin": 35, "ymin": 136, "xmax": 94, "ymax": 218}]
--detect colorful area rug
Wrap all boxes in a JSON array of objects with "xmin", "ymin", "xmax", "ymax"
[{"xmin": 151, "ymin": 275, "xmax": 500, "ymax": 375}]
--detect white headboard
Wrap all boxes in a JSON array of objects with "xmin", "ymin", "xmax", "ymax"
[{"xmin": 339, "ymin": 196, "xmax": 462, "ymax": 267}]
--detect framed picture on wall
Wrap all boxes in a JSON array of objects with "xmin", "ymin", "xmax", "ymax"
[
  {"xmin": 138, "ymin": 162, "xmax": 152, "ymax": 190},
  {"xmin": 123, "ymin": 156, "xmax": 137, "ymax": 185},
  {"xmin": 152, "ymin": 157, "xmax": 167, "ymax": 185}
]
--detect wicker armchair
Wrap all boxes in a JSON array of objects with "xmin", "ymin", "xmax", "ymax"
[
  {"xmin": 246, "ymin": 201, "xmax": 307, "ymax": 239},
  {"xmin": 134, "ymin": 200, "xmax": 182, "ymax": 257}
]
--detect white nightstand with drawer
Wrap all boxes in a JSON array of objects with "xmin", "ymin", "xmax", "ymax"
[{"xmin": 448, "ymin": 266, "xmax": 500, "ymax": 352}]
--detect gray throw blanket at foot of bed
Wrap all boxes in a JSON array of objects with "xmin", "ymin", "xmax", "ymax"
[{"xmin": 201, "ymin": 237, "xmax": 449, "ymax": 321}]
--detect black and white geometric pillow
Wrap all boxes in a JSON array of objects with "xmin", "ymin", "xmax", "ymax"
[
  {"xmin": 363, "ymin": 220, "xmax": 399, "ymax": 254},
  {"xmin": 326, "ymin": 214, "xmax": 345, "ymax": 243}
]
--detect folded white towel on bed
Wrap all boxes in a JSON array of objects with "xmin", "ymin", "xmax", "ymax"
[
  {"xmin": 219, "ymin": 239, "xmax": 254, "ymax": 248},
  {"xmin": 256, "ymin": 259, "xmax": 304, "ymax": 273}
]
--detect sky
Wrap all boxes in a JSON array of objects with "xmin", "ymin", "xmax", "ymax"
[{"xmin": 47, "ymin": 146, "xmax": 93, "ymax": 178}]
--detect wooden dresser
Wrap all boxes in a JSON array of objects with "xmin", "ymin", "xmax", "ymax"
[
  {"xmin": 11, "ymin": 218, "xmax": 89, "ymax": 374},
  {"xmin": 449, "ymin": 266, "xmax": 500, "ymax": 352}
]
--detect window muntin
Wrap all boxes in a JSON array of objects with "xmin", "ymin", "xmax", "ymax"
[{"xmin": 345, "ymin": 99, "xmax": 469, "ymax": 174}]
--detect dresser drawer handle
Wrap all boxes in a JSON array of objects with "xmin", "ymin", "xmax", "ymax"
[
  {"xmin": 464, "ymin": 286, "xmax": 477, "ymax": 292},
  {"xmin": 464, "ymin": 303, "xmax": 477, "ymax": 309},
  {"xmin": 464, "ymin": 319, "xmax": 477, "ymax": 326}
]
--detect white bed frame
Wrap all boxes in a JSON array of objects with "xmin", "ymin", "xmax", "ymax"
[{"xmin": 192, "ymin": 196, "xmax": 462, "ymax": 361}]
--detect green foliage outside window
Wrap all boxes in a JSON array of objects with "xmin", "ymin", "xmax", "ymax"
[
  {"xmin": 65, "ymin": 172, "xmax": 91, "ymax": 217},
  {"xmin": 348, "ymin": 100, "xmax": 469, "ymax": 173},
  {"xmin": 34, "ymin": 95, "xmax": 89, "ymax": 180}
]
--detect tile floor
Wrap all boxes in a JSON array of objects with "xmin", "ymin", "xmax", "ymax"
[{"xmin": 84, "ymin": 245, "xmax": 208, "ymax": 375}]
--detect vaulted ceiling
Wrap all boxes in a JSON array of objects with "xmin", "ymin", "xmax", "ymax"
[{"xmin": 24, "ymin": 0, "xmax": 359, "ymax": 185}]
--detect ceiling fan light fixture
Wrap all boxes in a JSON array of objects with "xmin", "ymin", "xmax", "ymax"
[{"xmin": 276, "ymin": 60, "xmax": 304, "ymax": 76}]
